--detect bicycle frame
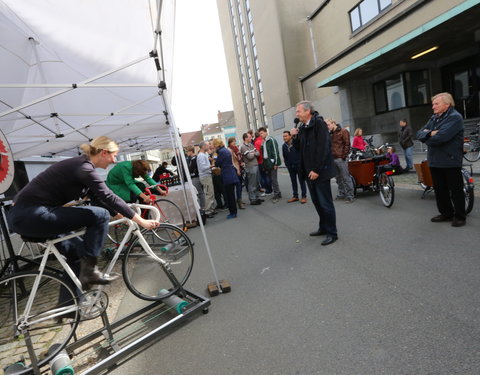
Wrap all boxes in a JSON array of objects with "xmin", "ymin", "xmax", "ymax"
[{"xmin": 16, "ymin": 204, "xmax": 162, "ymax": 331}]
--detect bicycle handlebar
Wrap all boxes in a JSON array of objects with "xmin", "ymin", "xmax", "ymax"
[
  {"xmin": 145, "ymin": 184, "xmax": 169, "ymax": 195},
  {"xmin": 131, "ymin": 203, "xmax": 161, "ymax": 222}
]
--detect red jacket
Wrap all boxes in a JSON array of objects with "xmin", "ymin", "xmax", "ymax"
[{"xmin": 254, "ymin": 137, "xmax": 264, "ymax": 164}]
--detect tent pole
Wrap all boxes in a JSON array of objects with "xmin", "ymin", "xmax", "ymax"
[{"xmin": 161, "ymin": 91, "xmax": 223, "ymax": 294}]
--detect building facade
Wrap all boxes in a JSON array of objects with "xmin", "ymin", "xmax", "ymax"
[{"xmin": 217, "ymin": 0, "xmax": 480, "ymax": 142}]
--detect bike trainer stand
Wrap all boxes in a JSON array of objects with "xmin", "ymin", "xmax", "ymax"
[{"xmin": 26, "ymin": 289, "xmax": 210, "ymax": 375}]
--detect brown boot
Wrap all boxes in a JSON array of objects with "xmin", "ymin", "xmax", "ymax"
[
  {"xmin": 237, "ymin": 199, "xmax": 246, "ymax": 209},
  {"xmin": 79, "ymin": 257, "xmax": 118, "ymax": 290}
]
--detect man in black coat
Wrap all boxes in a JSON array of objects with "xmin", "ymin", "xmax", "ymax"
[
  {"xmin": 291, "ymin": 100, "xmax": 337, "ymax": 245},
  {"xmin": 416, "ymin": 92, "xmax": 465, "ymax": 227}
]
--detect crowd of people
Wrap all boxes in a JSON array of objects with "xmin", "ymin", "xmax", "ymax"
[{"xmin": 6, "ymin": 92, "xmax": 466, "ymax": 296}]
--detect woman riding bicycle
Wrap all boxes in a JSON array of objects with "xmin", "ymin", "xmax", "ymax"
[
  {"xmin": 7, "ymin": 136, "xmax": 160, "ymax": 289},
  {"xmin": 106, "ymin": 160, "xmax": 167, "ymax": 204}
]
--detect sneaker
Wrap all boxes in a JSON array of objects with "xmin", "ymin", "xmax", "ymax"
[
  {"xmin": 258, "ymin": 192, "xmax": 266, "ymax": 197},
  {"xmin": 345, "ymin": 197, "xmax": 355, "ymax": 203},
  {"xmin": 271, "ymin": 198, "xmax": 279, "ymax": 203},
  {"xmin": 264, "ymin": 192, "xmax": 273, "ymax": 196},
  {"xmin": 335, "ymin": 195, "xmax": 346, "ymax": 200},
  {"xmin": 226, "ymin": 213, "xmax": 237, "ymax": 219}
]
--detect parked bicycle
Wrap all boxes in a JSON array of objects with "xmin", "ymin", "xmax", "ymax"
[
  {"xmin": 414, "ymin": 160, "xmax": 475, "ymax": 214},
  {"xmin": 0, "ymin": 204, "xmax": 194, "ymax": 374},
  {"xmin": 106, "ymin": 184, "xmax": 186, "ymax": 248},
  {"xmin": 348, "ymin": 153, "xmax": 396, "ymax": 207},
  {"xmin": 463, "ymin": 123, "xmax": 480, "ymax": 162}
]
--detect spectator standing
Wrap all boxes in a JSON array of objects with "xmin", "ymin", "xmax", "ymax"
[
  {"xmin": 398, "ymin": 119, "xmax": 414, "ymax": 171},
  {"xmin": 282, "ymin": 130, "xmax": 307, "ymax": 204},
  {"xmin": 185, "ymin": 145, "xmax": 205, "ymax": 209},
  {"xmin": 240, "ymin": 132, "xmax": 262, "ymax": 206},
  {"xmin": 209, "ymin": 143, "xmax": 226, "ymax": 210},
  {"xmin": 291, "ymin": 101, "xmax": 337, "ymax": 246},
  {"xmin": 228, "ymin": 137, "xmax": 246, "ymax": 209},
  {"xmin": 197, "ymin": 141, "xmax": 216, "ymax": 217},
  {"xmin": 213, "ymin": 138, "xmax": 239, "ymax": 219},
  {"xmin": 325, "ymin": 119, "xmax": 355, "ymax": 203},
  {"xmin": 259, "ymin": 127, "xmax": 282, "ymax": 203},
  {"xmin": 416, "ymin": 92, "xmax": 466, "ymax": 227},
  {"xmin": 253, "ymin": 130, "xmax": 269, "ymax": 195}
]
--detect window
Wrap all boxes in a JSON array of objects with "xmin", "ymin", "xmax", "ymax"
[
  {"xmin": 374, "ymin": 70, "xmax": 430, "ymax": 113},
  {"xmin": 349, "ymin": 0, "xmax": 392, "ymax": 32},
  {"xmin": 385, "ymin": 74, "xmax": 405, "ymax": 110},
  {"xmin": 405, "ymin": 70, "xmax": 431, "ymax": 106}
]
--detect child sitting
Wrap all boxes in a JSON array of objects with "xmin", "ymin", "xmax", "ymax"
[{"xmin": 385, "ymin": 146, "xmax": 403, "ymax": 175}]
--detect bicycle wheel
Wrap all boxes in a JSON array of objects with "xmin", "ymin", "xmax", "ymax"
[
  {"xmin": 122, "ymin": 224, "xmax": 194, "ymax": 301},
  {"xmin": 0, "ymin": 271, "xmax": 79, "ymax": 373},
  {"xmin": 153, "ymin": 198, "xmax": 186, "ymax": 230},
  {"xmin": 462, "ymin": 169, "xmax": 475, "ymax": 214},
  {"xmin": 378, "ymin": 173, "xmax": 395, "ymax": 207},
  {"xmin": 463, "ymin": 143, "xmax": 480, "ymax": 162}
]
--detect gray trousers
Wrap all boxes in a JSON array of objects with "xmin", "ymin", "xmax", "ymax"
[
  {"xmin": 200, "ymin": 175, "xmax": 215, "ymax": 213},
  {"xmin": 191, "ymin": 176, "xmax": 205, "ymax": 209},
  {"xmin": 333, "ymin": 158, "xmax": 354, "ymax": 199},
  {"xmin": 246, "ymin": 165, "xmax": 259, "ymax": 202}
]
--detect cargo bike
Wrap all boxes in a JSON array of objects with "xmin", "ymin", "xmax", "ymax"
[{"xmin": 348, "ymin": 154, "xmax": 396, "ymax": 208}]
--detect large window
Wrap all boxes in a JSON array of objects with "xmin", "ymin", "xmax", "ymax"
[
  {"xmin": 349, "ymin": 0, "xmax": 391, "ymax": 32},
  {"xmin": 373, "ymin": 70, "xmax": 431, "ymax": 113}
]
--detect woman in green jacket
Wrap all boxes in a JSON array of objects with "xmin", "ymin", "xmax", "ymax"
[{"xmin": 106, "ymin": 160, "xmax": 166, "ymax": 203}]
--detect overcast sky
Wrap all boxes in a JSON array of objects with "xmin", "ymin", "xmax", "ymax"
[{"xmin": 171, "ymin": 0, "xmax": 233, "ymax": 133}]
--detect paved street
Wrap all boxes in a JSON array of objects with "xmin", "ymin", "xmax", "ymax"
[{"xmin": 111, "ymin": 167, "xmax": 480, "ymax": 375}]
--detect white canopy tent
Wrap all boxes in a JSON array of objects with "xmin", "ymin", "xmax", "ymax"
[
  {"xmin": 0, "ymin": 0, "xmax": 224, "ymax": 292},
  {"xmin": 0, "ymin": 0, "xmax": 176, "ymax": 158}
]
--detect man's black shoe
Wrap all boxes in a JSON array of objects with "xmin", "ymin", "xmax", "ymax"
[
  {"xmin": 430, "ymin": 214, "xmax": 453, "ymax": 222},
  {"xmin": 321, "ymin": 236, "xmax": 338, "ymax": 246},
  {"xmin": 309, "ymin": 230, "xmax": 327, "ymax": 236},
  {"xmin": 452, "ymin": 218, "xmax": 466, "ymax": 227},
  {"xmin": 250, "ymin": 200, "xmax": 261, "ymax": 205},
  {"xmin": 257, "ymin": 199, "xmax": 265, "ymax": 202},
  {"xmin": 206, "ymin": 213, "xmax": 215, "ymax": 218}
]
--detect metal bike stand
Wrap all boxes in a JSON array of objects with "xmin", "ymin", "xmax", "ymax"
[{"xmin": 64, "ymin": 288, "xmax": 210, "ymax": 375}]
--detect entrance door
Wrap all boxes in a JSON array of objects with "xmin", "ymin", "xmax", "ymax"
[{"xmin": 442, "ymin": 56, "xmax": 480, "ymax": 119}]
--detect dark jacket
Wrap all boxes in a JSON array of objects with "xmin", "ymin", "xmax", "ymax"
[
  {"xmin": 416, "ymin": 107, "xmax": 464, "ymax": 168},
  {"xmin": 187, "ymin": 155, "xmax": 199, "ymax": 178},
  {"xmin": 330, "ymin": 124, "xmax": 350, "ymax": 160},
  {"xmin": 293, "ymin": 114, "xmax": 336, "ymax": 181},
  {"xmin": 262, "ymin": 136, "xmax": 281, "ymax": 170},
  {"xmin": 13, "ymin": 155, "xmax": 135, "ymax": 218},
  {"xmin": 282, "ymin": 141, "xmax": 301, "ymax": 169},
  {"xmin": 215, "ymin": 146, "xmax": 239, "ymax": 185},
  {"xmin": 152, "ymin": 165, "xmax": 173, "ymax": 182},
  {"xmin": 399, "ymin": 124, "xmax": 414, "ymax": 149}
]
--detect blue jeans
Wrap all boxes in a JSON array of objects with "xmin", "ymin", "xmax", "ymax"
[
  {"xmin": 306, "ymin": 179, "xmax": 337, "ymax": 236},
  {"xmin": 7, "ymin": 204, "xmax": 111, "ymax": 258},
  {"xmin": 287, "ymin": 165, "xmax": 307, "ymax": 198},
  {"xmin": 404, "ymin": 146, "xmax": 413, "ymax": 169}
]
